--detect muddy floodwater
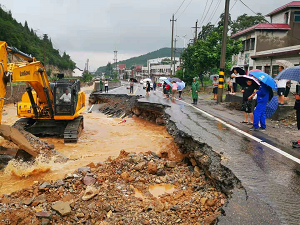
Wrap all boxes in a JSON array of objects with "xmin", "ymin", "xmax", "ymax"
[{"xmin": 0, "ymin": 86, "xmax": 181, "ymax": 195}]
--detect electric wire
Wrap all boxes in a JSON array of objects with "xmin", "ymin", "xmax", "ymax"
[
  {"xmin": 174, "ymin": 0, "xmax": 187, "ymax": 15},
  {"xmin": 207, "ymin": 0, "xmax": 223, "ymax": 25},
  {"xmin": 198, "ymin": 0, "xmax": 209, "ymax": 27},
  {"xmin": 177, "ymin": 0, "xmax": 193, "ymax": 19},
  {"xmin": 199, "ymin": 0, "xmax": 214, "ymax": 27},
  {"xmin": 214, "ymin": 0, "xmax": 238, "ymax": 26}
]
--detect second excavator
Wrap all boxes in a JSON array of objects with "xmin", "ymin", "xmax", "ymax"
[{"xmin": 0, "ymin": 41, "xmax": 85, "ymax": 145}]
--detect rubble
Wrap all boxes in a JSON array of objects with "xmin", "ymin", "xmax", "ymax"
[{"xmin": 0, "ymin": 151, "xmax": 227, "ymax": 224}]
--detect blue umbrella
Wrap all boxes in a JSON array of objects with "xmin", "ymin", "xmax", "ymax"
[
  {"xmin": 275, "ymin": 66, "xmax": 300, "ymax": 82},
  {"xmin": 265, "ymin": 96, "xmax": 279, "ymax": 118},
  {"xmin": 163, "ymin": 79, "xmax": 173, "ymax": 87},
  {"xmin": 249, "ymin": 70, "xmax": 277, "ymax": 90},
  {"xmin": 177, "ymin": 81, "xmax": 185, "ymax": 90}
]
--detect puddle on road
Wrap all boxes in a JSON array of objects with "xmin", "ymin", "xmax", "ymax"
[
  {"xmin": 0, "ymin": 86, "xmax": 182, "ymax": 195},
  {"xmin": 135, "ymin": 184, "xmax": 176, "ymax": 199}
]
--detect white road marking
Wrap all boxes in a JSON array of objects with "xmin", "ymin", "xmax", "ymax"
[{"xmin": 177, "ymin": 99, "xmax": 300, "ymax": 165}]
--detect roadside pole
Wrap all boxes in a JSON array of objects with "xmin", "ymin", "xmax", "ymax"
[
  {"xmin": 217, "ymin": 0, "xmax": 230, "ymax": 103},
  {"xmin": 170, "ymin": 14, "xmax": 176, "ymax": 77}
]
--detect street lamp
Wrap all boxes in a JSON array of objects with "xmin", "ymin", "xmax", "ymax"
[{"xmin": 176, "ymin": 34, "xmax": 187, "ymax": 49}]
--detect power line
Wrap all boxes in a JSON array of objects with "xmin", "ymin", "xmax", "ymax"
[
  {"xmin": 174, "ymin": 0, "xmax": 186, "ymax": 15},
  {"xmin": 199, "ymin": 0, "xmax": 214, "ymax": 27},
  {"xmin": 207, "ymin": 0, "xmax": 222, "ymax": 25},
  {"xmin": 199, "ymin": 0, "xmax": 209, "ymax": 27},
  {"xmin": 239, "ymin": 0, "xmax": 257, "ymax": 15},
  {"xmin": 176, "ymin": 0, "xmax": 193, "ymax": 19},
  {"xmin": 214, "ymin": 0, "xmax": 238, "ymax": 26}
]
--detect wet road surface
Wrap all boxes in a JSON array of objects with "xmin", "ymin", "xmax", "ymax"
[{"xmin": 107, "ymin": 83, "xmax": 300, "ymax": 225}]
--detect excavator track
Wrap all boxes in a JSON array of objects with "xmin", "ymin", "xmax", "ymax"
[
  {"xmin": 64, "ymin": 115, "xmax": 84, "ymax": 143},
  {"xmin": 13, "ymin": 116, "xmax": 84, "ymax": 143}
]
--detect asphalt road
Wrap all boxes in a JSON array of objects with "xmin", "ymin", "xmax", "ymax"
[{"xmin": 105, "ymin": 83, "xmax": 300, "ymax": 225}]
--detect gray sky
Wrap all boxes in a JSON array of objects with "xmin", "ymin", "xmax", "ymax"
[{"xmin": 0, "ymin": 0, "xmax": 289, "ymax": 70}]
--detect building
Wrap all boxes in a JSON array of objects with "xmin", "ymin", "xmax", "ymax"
[
  {"xmin": 147, "ymin": 57, "xmax": 180, "ymax": 82},
  {"xmin": 231, "ymin": 1, "xmax": 300, "ymax": 76}
]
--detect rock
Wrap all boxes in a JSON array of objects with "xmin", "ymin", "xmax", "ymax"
[
  {"xmin": 120, "ymin": 171, "xmax": 135, "ymax": 182},
  {"xmin": 83, "ymin": 176, "xmax": 96, "ymax": 186},
  {"xmin": 200, "ymin": 198, "xmax": 208, "ymax": 206},
  {"xmin": 165, "ymin": 161, "xmax": 176, "ymax": 168},
  {"xmin": 190, "ymin": 158, "xmax": 197, "ymax": 166},
  {"xmin": 155, "ymin": 117, "xmax": 165, "ymax": 125},
  {"xmin": 200, "ymin": 155, "xmax": 210, "ymax": 166},
  {"xmin": 53, "ymin": 180, "xmax": 65, "ymax": 188},
  {"xmin": 82, "ymin": 186, "xmax": 99, "ymax": 201},
  {"xmin": 48, "ymin": 144, "xmax": 55, "ymax": 149},
  {"xmin": 32, "ymin": 195, "xmax": 46, "ymax": 207},
  {"xmin": 194, "ymin": 166, "xmax": 203, "ymax": 177},
  {"xmin": 86, "ymin": 162, "xmax": 96, "ymax": 168},
  {"xmin": 203, "ymin": 211, "xmax": 221, "ymax": 225},
  {"xmin": 129, "ymin": 154, "xmax": 141, "ymax": 164},
  {"xmin": 206, "ymin": 199, "xmax": 217, "ymax": 207},
  {"xmin": 39, "ymin": 182, "xmax": 52, "ymax": 190},
  {"xmin": 51, "ymin": 201, "xmax": 71, "ymax": 216},
  {"xmin": 23, "ymin": 197, "xmax": 34, "ymax": 205},
  {"xmin": 41, "ymin": 218, "xmax": 50, "ymax": 225},
  {"xmin": 36, "ymin": 211, "xmax": 51, "ymax": 218},
  {"xmin": 132, "ymin": 108, "xmax": 141, "ymax": 116},
  {"xmin": 76, "ymin": 212, "xmax": 85, "ymax": 218},
  {"xmin": 78, "ymin": 167, "xmax": 91, "ymax": 173},
  {"xmin": 156, "ymin": 168, "xmax": 166, "ymax": 176},
  {"xmin": 135, "ymin": 162, "xmax": 147, "ymax": 171},
  {"xmin": 170, "ymin": 205, "xmax": 181, "ymax": 211},
  {"xmin": 147, "ymin": 161, "xmax": 157, "ymax": 175}
]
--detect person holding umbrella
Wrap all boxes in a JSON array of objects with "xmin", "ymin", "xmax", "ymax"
[
  {"xmin": 146, "ymin": 81, "xmax": 151, "ymax": 97},
  {"xmin": 277, "ymin": 66, "xmax": 287, "ymax": 105},
  {"xmin": 241, "ymin": 80, "xmax": 257, "ymax": 125},
  {"xmin": 191, "ymin": 78, "xmax": 199, "ymax": 105}
]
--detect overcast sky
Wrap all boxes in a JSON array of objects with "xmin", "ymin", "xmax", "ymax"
[{"xmin": 0, "ymin": 0, "xmax": 289, "ymax": 71}]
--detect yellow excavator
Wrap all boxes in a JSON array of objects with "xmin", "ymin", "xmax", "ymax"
[{"xmin": 0, "ymin": 41, "xmax": 85, "ymax": 145}]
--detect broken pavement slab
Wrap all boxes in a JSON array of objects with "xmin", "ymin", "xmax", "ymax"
[
  {"xmin": 0, "ymin": 124, "xmax": 38, "ymax": 157},
  {"xmin": 51, "ymin": 201, "xmax": 71, "ymax": 216}
]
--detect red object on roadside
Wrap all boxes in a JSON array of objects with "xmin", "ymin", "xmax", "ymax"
[{"xmin": 118, "ymin": 119, "xmax": 126, "ymax": 124}]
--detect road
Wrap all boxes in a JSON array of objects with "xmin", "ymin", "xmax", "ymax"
[{"xmin": 105, "ymin": 82, "xmax": 300, "ymax": 225}]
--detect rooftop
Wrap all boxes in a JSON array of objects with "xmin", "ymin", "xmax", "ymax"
[
  {"xmin": 230, "ymin": 23, "xmax": 291, "ymax": 39},
  {"xmin": 267, "ymin": 1, "xmax": 300, "ymax": 16}
]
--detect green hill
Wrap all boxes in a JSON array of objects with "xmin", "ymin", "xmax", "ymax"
[
  {"xmin": 96, "ymin": 47, "xmax": 183, "ymax": 74},
  {"xmin": 0, "ymin": 6, "xmax": 75, "ymax": 72}
]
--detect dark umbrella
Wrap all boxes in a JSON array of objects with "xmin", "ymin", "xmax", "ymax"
[
  {"xmin": 168, "ymin": 77, "xmax": 182, "ymax": 82},
  {"xmin": 265, "ymin": 96, "xmax": 279, "ymax": 118},
  {"xmin": 235, "ymin": 75, "xmax": 260, "ymax": 89},
  {"xmin": 275, "ymin": 66, "xmax": 300, "ymax": 82},
  {"xmin": 231, "ymin": 66, "xmax": 246, "ymax": 75},
  {"xmin": 130, "ymin": 78, "xmax": 138, "ymax": 82}
]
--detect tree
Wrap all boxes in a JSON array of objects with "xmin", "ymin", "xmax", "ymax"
[
  {"xmin": 105, "ymin": 62, "xmax": 113, "ymax": 76},
  {"xmin": 82, "ymin": 71, "xmax": 93, "ymax": 82},
  {"xmin": 231, "ymin": 13, "xmax": 267, "ymax": 34}
]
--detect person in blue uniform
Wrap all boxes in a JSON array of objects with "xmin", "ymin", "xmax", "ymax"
[{"xmin": 251, "ymin": 82, "xmax": 269, "ymax": 131}]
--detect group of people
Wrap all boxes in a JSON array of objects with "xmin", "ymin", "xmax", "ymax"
[
  {"xmin": 99, "ymin": 79, "xmax": 109, "ymax": 93},
  {"xmin": 162, "ymin": 81, "xmax": 181, "ymax": 100}
]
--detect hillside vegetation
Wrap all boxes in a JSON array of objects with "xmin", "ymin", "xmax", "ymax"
[
  {"xmin": 96, "ymin": 47, "xmax": 182, "ymax": 74},
  {"xmin": 0, "ymin": 6, "xmax": 75, "ymax": 71}
]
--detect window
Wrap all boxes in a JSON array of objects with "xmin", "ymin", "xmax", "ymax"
[
  {"xmin": 250, "ymin": 38, "xmax": 255, "ymax": 50},
  {"xmin": 256, "ymin": 66, "xmax": 262, "ymax": 70},
  {"xmin": 245, "ymin": 39, "xmax": 250, "ymax": 51},
  {"xmin": 285, "ymin": 12, "xmax": 289, "ymax": 24},
  {"xmin": 272, "ymin": 65, "xmax": 279, "ymax": 77},
  {"xmin": 295, "ymin": 11, "xmax": 300, "ymax": 22}
]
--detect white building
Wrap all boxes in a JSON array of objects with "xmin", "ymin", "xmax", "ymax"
[
  {"xmin": 147, "ymin": 57, "xmax": 180, "ymax": 82},
  {"xmin": 231, "ymin": 1, "xmax": 300, "ymax": 76}
]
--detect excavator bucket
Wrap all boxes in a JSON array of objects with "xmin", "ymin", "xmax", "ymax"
[{"xmin": 0, "ymin": 125, "xmax": 38, "ymax": 158}]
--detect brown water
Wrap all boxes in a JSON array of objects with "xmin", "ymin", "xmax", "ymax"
[{"xmin": 0, "ymin": 86, "xmax": 182, "ymax": 195}]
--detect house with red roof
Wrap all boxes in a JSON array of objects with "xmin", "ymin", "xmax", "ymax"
[{"xmin": 231, "ymin": 1, "xmax": 300, "ymax": 76}]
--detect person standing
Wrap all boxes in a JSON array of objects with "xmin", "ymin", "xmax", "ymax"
[
  {"xmin": 153, "ymin": 81, "xmax": 157, "ymax": 92},
  {"xmin": 100, "ymin": 79, "xmax": 103, "ymax": 92},
  {"xmin": 241, "ymin": 80, "xmax": 256, "ymax": 125},
  {"xmin": 230, "ymin": 69, "xmax": 239, "ymax": 95},
  {"xmin": 277, "ymin": 66, "xmax": 287, "ymax": 105},
  {"xmin": 212, "ymin": 76, "xmax": 218, "ymax": 100},
  {"xmin": 104, "ymin": 79, "xmax": 109, "ymax": 93},
  {"xmin": 165, "ymin": 83, "xmax": 171, "ymax": 100},
  {"xmin": 178, "ymin": 87, "xmax": 183, "ymax": 100},
  {"xmin": 129, "ymin": 79, "xmax": 134, "ymax": 94},
  {"xmin": 251, "ymin": 82, "xmax": 269, "ymax": 131},
  {"xmin": 146, "ymin": 81, "xmax": 151, "ymax": 97},
  {"xmin": 285, "ymin": 80, "xmax": 292, "ymax": 98},
  {"xmin": 294, "ymin": 90, "xmax": 300, "ymax": 131},
  {"xmin": 172, "ymin": 81, "xmax": 178, "ymax": 100},
  {"xmin": 191, "ymin": 78, "xmax": 199, "ymax": 105}
]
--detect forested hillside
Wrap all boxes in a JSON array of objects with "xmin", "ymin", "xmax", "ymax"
[
  {"xmin": 96, "ymin": 47, "xmax": 182, "ymax": 74},
  {"xmin": 0, "ymin": 6, "xmax": 75, "ymax": 71}
]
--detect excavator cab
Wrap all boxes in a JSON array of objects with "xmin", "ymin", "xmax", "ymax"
[{"xmin": 53, "ymin": 78, "xmax": 80, "ymax": 116}]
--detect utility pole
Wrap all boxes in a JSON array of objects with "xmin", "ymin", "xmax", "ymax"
[
  {"xmin": 192, "ymin": 20, "xmax": 200, "ymax": 43},
  {"xmin": 114, "ymin": 50, "xmax": 118, "ymax": 78},
  {"xmin": 43, "ymin": 34, "xmax": 47, "ymax": 70},
  {"xmin": 170, "ymin": 14, "xmax": 176, "ymax": 77},
  {"xmin": 217, "ymin": 0, "xmax": 230, "ymax": 103},
  {"xmin": 173, "ymin": 38, "xmax": 177, "ymax": 75}
]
